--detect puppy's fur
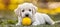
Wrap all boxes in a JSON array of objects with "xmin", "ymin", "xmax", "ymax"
[{"xmin": 14, "ymin": 3, "xmax": 60, "ymax": 26}]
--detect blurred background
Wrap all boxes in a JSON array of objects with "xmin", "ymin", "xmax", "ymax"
[{"xmin": 0, "ymin": 0, "xmax": 60, "ymax": 27}]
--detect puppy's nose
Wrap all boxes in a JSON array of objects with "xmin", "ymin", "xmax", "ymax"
[{"xmin": 25, "ymin": 14, "xmax": 29, "ymax": 17}]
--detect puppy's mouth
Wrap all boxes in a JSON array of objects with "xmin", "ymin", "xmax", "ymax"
[
  {"xmin": 23, "ymin": 15, "xmax": 31, "ymax": 18},
  {"xmin": 25, "ymin": 14, "xmax": 31, "ymax": 17},
  {"xmin": 22, "ymin": 14, "xmax": 32, "ymax": 18},
  {"xmin": 25, "ymin": 14, "xmax": 29, "ymax": 17}
]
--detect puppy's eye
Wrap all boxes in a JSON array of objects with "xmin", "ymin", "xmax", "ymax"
[
  {"xmin": 29, "ymin": 9, "xmax": 31, "ymax": 11},
  {"xmin": 22, "ymin": 10, "xmax": 24, "ymax": 12}
]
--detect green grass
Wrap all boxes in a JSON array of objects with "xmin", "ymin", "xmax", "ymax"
[
  {"xmin": 0, "ymin": 11, "xmax": 60, "ymax": 27},
  {"xmin": 0, "ymin": 24, "xmax": 60, "ymax": 27}
]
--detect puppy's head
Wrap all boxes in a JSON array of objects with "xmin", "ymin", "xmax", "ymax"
[{"xmin": 14, "ymin": 3, "xmax": 38, "ymax": 18}]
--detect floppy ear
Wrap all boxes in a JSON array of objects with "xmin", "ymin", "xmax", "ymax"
[
  {"xmin": 14, "ymin": 7, "xmax": 21, "ymax": 16},
  {"xmin": 32, "ymin": 6, "xmax": 38, "ymax": 14}
]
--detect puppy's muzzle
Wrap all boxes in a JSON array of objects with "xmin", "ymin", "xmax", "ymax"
[{"xmin": 25, "ymin": 14, "xmax": 29, "ymax": 17}]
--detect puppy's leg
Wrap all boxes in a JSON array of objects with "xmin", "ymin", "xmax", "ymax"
[
  {"xmin": 16, "ymin": 16, "xmax": 22, "ymax": 26},
  {"xmin": 32, "ymin": 20, "xmax": 40, "ymax": 25},
  {"xmin": 32, "ymin": 17, "xmax": 40, "ymax": 25},
  {"xmin": 55, "ymin": 20, "xmax": 60, "ymax": 24},
  {"xmin": 42, "ymin": 14, "xmax": 55, "ymax": 25}
]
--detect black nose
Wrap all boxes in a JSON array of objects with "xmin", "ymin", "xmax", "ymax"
[{"xmin": 25, "ymin": 14, "xmax": 29, "ymax": 17}]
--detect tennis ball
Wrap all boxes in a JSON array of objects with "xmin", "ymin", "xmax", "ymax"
[{"xmin": 22, "ymin": 17, "xmax": 32, "ymax": 26}]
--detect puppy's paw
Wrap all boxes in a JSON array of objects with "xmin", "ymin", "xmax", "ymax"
[
  {"xmin": 32, "ymin": 23, "xmax": 38, "ymax": 25},
  {"xmin": 32, "ymin": 22, "xmax": 40, "ymax": 26},
  {"xmin": 16, "ymin": 23, "xmax": 21, "ymax": 26}
]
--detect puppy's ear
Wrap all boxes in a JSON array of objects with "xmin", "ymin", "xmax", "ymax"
[
  {"xmin": 32, "ymin": 5, "xmax": 38, "ymax": 14},
  {"xmin": 14, "ymin": 7, "xmax": 21, "ymax": 16}
]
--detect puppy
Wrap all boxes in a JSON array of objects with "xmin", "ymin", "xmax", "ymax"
[{"xmin": 14, "ymin": 3, "xmax": 60, "ymax": 26}]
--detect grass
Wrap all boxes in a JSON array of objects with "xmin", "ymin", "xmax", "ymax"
[
  {"xmin": 0, "ymin": 24, "xmax": 60, "ymax": 27},
  {"xmin": 0, "ymin": 11, "xmax": 60, "ymax": 27}
]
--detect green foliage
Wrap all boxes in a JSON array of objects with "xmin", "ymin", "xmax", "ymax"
[
  {"xmin": 7, "ymin": 20, "xmax": 17, "ymax": 25},
  {"xmin": 0, "ymin": 21, "xmax": 3, "ymax": 24}
]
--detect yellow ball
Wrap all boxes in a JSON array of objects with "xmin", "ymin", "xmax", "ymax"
[{"xmin": 22, "ymin": 17, "xmax": 32, "ymax": 26}]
